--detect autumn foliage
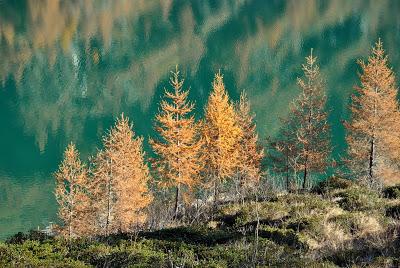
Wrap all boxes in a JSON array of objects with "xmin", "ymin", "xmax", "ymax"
[
  {"xmin": 235, "ymin": 92, "xmax": 264, "ymax": 197},
  {"xmin": 268, "ymin": 50, "xmax": 331, "ymax": 190},
  {"xmin": 54, "ymin": 143, "xmax": 92, "ymax": 238},
  {"xmin": 203, "ymin": 71, "xmax": 242, "ymax": 204},
  {"xmin": 345, "ymin": 40, "xmax": 400, "ymax": 186},
  {"xmin": 291, "ymin": 50, "xmax": 332, "ymax": 189},
  {"xmin": 54, "ymin": 39, "xmax": 400, "ymax": 239},
  {"xmin": 91, "ymin": 115, "xmax": 153, "ymax": 235},
  {"xmin": 150, "ymin": 68, "xmax": 203, "ymax": 217}
]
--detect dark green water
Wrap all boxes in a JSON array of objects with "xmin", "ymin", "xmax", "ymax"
[{"xmin": 0, "ymin": 0, "xmax": 400, "ymax": 239}]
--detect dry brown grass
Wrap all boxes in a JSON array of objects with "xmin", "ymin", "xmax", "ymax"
[{"xmin": 353, "ymin": 214, "xmax": 382, "ymax": 237}]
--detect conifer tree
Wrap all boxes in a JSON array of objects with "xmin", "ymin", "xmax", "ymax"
[
  {"xmin": 235, "ymin": 92, "xmax": 264, "ymax": 199},
  {"xmin": 267, "ymin": 116, "xmax": 298, "ymax": 191},
  {"xmin": 150, "ymin": 68, "xmax": 203, "ymax": 218},
  {"xmin": 91, "ymin": 114, "xmax": 153, "ymax": 235},
  {"xmin": 203, "ymin": 71, "xmax": 242, "ymax": 207},
  {"xmin": 345, "ymin": 40, "xmax": 400, "ymax": 185},
  {"xmin": 55, "ymin": 143, "xmax": 92, "ymax": 238},
  {"xmin": 290, "ymin": 50, "xmax": 332, "ymax": 189}
]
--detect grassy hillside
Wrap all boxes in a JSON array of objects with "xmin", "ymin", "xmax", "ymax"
[{"xmin": 1, "ymin": 178, "xmax": 400, "ymax": 267}]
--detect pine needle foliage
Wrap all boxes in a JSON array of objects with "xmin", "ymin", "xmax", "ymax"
[
  {"xmin": 54, "ymin": 143, "xmax": 92, "ymax": 238},
  {"xmin": 235, "ymin": 92, "xmax": 264, "ymax": 194},
  {"xmin": 290, "ymin": 50, "xmax": 332, "ymax": 189},
  {"xmin": 345, "ymin": 39, "xmax": 400, "ymax": 186},
  {"xmin": 150, "ymin": 67, "xmax": 203, "ymax": 217},
  {"xmin": 203, "ymin": 71, "xmax": 242, "ymax": 204},
  {"xmin": 91, "ymin": 114, "xmax": 153, "ymax": 235}
]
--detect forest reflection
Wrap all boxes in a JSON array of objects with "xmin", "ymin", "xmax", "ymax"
[{"xmin": 0, "ymin": 0, "xmax": 399, "ymax": 152}]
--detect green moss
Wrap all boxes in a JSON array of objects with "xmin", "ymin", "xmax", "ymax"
[{"xmin": 333, "ymin": 186, "xmax": 383, "ymax": 211}]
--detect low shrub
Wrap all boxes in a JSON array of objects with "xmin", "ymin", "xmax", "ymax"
[
  {"xmin": 383, "ymin": 184, "xmax": 400, "ymax": 199},
  {"xmin": 78, "ymin": 242, "xmax": 167, "ymax": 267},
  {"xmin": 141, "ymin": 226, "xmax": 241, "ymax": 246},
  {"xmin": 385, "ymin": 204, "xmax": 400, "ymax": 219},
  {"xmin": 259, "ymin": 226, "xmax": 307, "ymax": 249},
  {"xmin": 333, "ymin": 186, "xmax": 383, "ymax": 211},
  {"xmin": 218, "ymin": 201, "xmax": 288, "ymax": 228},
  {"xmin": 312, "ymin": 176, "xmax": 354, "ymax": 195},
  {"xmin": 6, "ymin": 230, "xmax": 50, "ymax": 244},
  {"xmin": 0, "ymin": 241, "xmax": 87, "ymax": 267},
  {"xmin": 367, "ymin": 257, "xmax": 400, "ymax": 268}
]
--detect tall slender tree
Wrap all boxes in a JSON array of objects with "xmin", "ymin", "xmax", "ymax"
[
  {"xmin": 91, "ymin": 114, "xmax": 153, "ymax": 235},
  {"xmin": 203, "ymin": 71, "xmax": 242, "ymax": 207},
  {"xmin": 290, "ymin": 50, "xmax": 332, "ymax": 189},
  {"xmin": 235, "ymin": 92, "xmax": 264, "ymax": 200},
  {"xmin": 345, "ymin": 39, "xmax": 400, "ymax": 186},
  {"xmin": 150, "ymin": 67, "xmax": 203, "ymax": 218},
  {"xmin": 55, "ymin": 143, "xmax": 92, "ymax": 238}
]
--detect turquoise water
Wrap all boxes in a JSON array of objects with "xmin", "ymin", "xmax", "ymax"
[{"xmin": 0, "ymin": 0, "xmax": 400, "ymax": 239}]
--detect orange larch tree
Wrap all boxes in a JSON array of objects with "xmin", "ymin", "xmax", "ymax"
[
  {"xmin": 91, "ymin": 114, "xmax": 153, "ymax": 235},
  {"xmin": 150, "ymin": 68, "xmax": 203, "ymax": 218},
  {"xmin": 290, "ymin": 50, "xmax": 332, "ymax": 189},
  {"xmin": 54, "ymin": 143, "xmax": 92, "ymax": 238},
  {"xmin": 235, "ymin": 91, "xmax": 264, "ymax": 200},
  {"xmin": 345, "ymin": 39, "xmax": 400, "ymax": 186},
  {"xmin": 203, "ymin": 71, "xmax": 242, "ymax": 208}
]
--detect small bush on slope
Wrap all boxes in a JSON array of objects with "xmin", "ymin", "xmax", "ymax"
[
  {"xmin": 333, "ymin": 186, "xmax": 384, "ymax": 212},
  {"xmin": 312, "ymin": 176, "xmax": 354, "ymax": 195},
  {"xmin": 383, "ymin": 184, "xmax": 400, "ymax": 199}
]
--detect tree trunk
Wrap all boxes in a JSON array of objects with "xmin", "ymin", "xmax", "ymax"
[
  {"xmin": 68, "ymin": 212, "xmax": 72, "ymax": 238},
  {"xmin": 69, "ymin": 194, "xmax": 73, "ymax": 238},
  {"xmin": 68, "ymin": 182, "xmax": 75, "ymax": 239},
  {"xmin": 252, "ymin": 188, "xmax": 260, "ymax": 266},
  {"xmin": 368, "ymin": 138, "xmax": 375, "ymax": 183},
  {"xmin": 174, "ymin": 184, "xmax": 180, "ymax": 219},
  {"xmin": 212, "ymin": 179, "xmax": 219, "ymax": 219},
  {"xmin": 106, "ymin": 174, "xmax": 112, "ymax": 236},
  {"xmin": 303, "ymin": 109, "xmax": 312, "ymax": 190},
  {"xmin": 369, "ymin": 88, "xmax": 377, "ymax": 184},
  {"xmin": 286, "ymin": 152, "xmax": 290, "ymax": 192},
  {"xmin": 235, "ymin": 173, "xmax": 244, "ymax": 205},
  {"xmin": 302, "ymin": 160, "xmax": 308, "ymax": 190}
]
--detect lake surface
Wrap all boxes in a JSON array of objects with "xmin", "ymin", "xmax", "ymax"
[{"xmin": 0, "ymin": 0, "xmax": 400, "ymax": 239}]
